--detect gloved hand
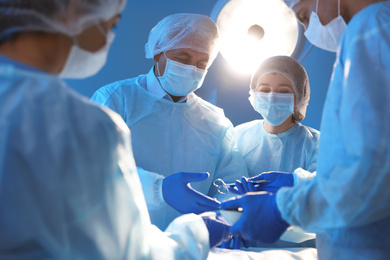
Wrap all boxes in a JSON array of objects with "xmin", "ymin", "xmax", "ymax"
[
  {"xmin": 221, "ymin": 235, "xmax": 249, "ymax": 249},
  {"xmin": 201, "ymin": 212, "xmax": 231, "ymax": 249},
  {"xmin": 221, "ymin": 192, "xmax": 289, "ymax": 243},
  {"xmin": 235, "ymin": 172, "xmax": 294, "ymax": 194},
  {"xmin": 162, "ymin": 172, "xmax": 220, "ymax": 214}
]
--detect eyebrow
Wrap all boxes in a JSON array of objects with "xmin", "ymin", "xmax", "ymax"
[{"xmin": 175, "ymin": 52, "xmax": 192, "ymax": 58}]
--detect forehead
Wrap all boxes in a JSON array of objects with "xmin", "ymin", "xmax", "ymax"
[
  {"xmin": 258, "ymin": 73, "xmax": 293, "ymax": 86},
  {"xmin": 293, "ymin": 0, "xmax": 316, "ymax": 9},
  {"xmin": 168, "ymin": 48, "xmax": 209, "ymax": 59}
]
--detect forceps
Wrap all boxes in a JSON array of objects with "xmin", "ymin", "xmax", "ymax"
[{"xmin": 213, "ymin": 178, "xmax": 271, "ymax": 194}]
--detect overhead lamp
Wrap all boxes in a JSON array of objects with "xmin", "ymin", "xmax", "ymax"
[{"xmin": 210, "ymin": 0, "xmax": 305, "ymax": 74}]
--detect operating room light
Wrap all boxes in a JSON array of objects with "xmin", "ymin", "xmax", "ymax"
[{"xmin": 210, "ymin": 0, "xmax": 304, "ymax": 74}]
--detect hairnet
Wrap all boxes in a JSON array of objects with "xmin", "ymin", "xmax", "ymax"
[
  {"xmin": 250, "ymin": 56, "xmax": 310, "ymax": 121},
  {"xmin": 283, "ymin": 0, "xmax": 300, "ymax": 9},
  {"xmin": 145, "ymin": 13, "xmax": 219, "ymax": 66},
  {"xmin": 0, "ymin": 0, "xmax": 126, "ymax": 41}
]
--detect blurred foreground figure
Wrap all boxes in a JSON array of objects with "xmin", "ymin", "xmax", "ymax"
[
  {"xmin": 0, "ymin": 1, "xmax": 229, "ymax": 258},
  {"xmin": 222, "ymin": 0, "xmax": 390, "ymax": 259}
]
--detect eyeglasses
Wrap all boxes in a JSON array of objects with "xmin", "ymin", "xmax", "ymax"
[{"xmin": 212, "ymin": 178, "xmax": 270, "ymax": 194}]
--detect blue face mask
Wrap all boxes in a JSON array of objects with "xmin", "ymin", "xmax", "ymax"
[
  {"xmin": 249, "ymin": 91, "xmax": 294, "ymax": 126},
  {"xmin": 157, "ymin": 53, "xmax": 207, "ymax": 97}
]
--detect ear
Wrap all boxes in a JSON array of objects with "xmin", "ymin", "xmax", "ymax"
[{"xmin": 154, "ymin": 52, "xmax": 162, "ymax": 62}]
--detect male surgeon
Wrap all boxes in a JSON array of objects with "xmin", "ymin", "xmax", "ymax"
[
  {"xmin": 222, "ymin": 0, "xmax": 390, "ymax": 259},
  {"xmin": 92, "ymin": 13, "xmax": 248, "ymax": 230}
]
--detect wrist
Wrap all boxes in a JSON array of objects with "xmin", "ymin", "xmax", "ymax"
[{"xmin": 271, "ymin": 194, "xmax": 289, "ymax": 229}]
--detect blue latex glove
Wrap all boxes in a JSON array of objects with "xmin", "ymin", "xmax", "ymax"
[
  {"xmin": 236, "ymin": 172, "xmax": 294, "ymax": 194},
  {"xmin": 221, "ymin": 235, "xmax": 249, "ymax": 249},
  {"xmin": 201, "ymin": 212, "xmax": 231, "ymax": 249},
  {"xmin": 162, "ymin": 172, "xmax": 221, "ymax": 214},
  {"xmin": 221, "ymin": 192, "xmax": 289, "ymax": 243}
]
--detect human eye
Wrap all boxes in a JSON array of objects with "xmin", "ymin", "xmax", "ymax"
[
  {"xmin": 173, "ymin": 55, "xmax": 190, "ymax": 65},
  {"xmin": 257, "ymin": 86, "xmax": 271, "ymax": 93},
  {"xmin": 197, "ymin": 60, "xmax": 208, "ymax": 70},
  {"xmin": 278, "ymin": 86, "xmax": 293, "ymax": 94}
]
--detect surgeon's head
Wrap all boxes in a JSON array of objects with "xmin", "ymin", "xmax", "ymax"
[
  {"xmin": 249, "ymin": 56, "xmax": 310, "ymax": 126},
  {"xmin": 145, "ymin": 13, "xmax": 219, "ymax": 99},
  {"xmin": 283, "ymin": 0, "xmax": 350, "ymax": 52},
  {"xmin": 0, "ymin": 0, "xmax": 126, "ymax": 78}
]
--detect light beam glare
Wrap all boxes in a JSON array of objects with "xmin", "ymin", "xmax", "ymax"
[{"xmin": 216, "ymin": 0, "xmax": 299, "ymax": 74}]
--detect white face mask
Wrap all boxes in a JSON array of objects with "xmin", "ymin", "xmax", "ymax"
[
  {"xmin": 157, "ymin": 53, "xmax": 207, "ymax": 97},
  {"xmin": 59, "ymin": 24, "xmax": 115, "ymax": 79},
  {"xmin": 304, "ymin": 0, "xmax": 347, "ymax": 52},
  {"xmin": 249, "ymin": 91, "xmax": 294, "ymax": 126}
]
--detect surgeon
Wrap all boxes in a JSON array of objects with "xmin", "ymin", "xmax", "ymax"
[
  {"xmin": 224, "ymin": 55, "xmax": 319, "ymax": 249},
  {"xmin": 0, "ymin": 1, "xmax": 230, "ymax": 259},
  {"xmin": 221, "ymin": 0, "xmax": 390, "ymax": 258},
  {"xmin": 235, "ymin": 55, "xmax": 319, "ymax": 181},
  {"xmin": 91, "ymin": 13, "xmax": 248, "ymax": 230}
]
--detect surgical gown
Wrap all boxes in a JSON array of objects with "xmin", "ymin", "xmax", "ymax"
[
  {"xmin": 91, "ymin": 68, "xmax": 248, "ymax": 230},
  {"xmin": 235, "ymin": 120, "xmax": 320, "ymax": 177},
  {"xmin": 0, "ymin": 58, "xmax": 210, "ymax": 259},
  {"xmin": 276, "ymin": 2, "xmax": 390, "ymax": 258}
]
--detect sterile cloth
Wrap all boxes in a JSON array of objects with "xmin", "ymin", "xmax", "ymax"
[{"xmin": 209, "ymin": 247, "xmax": 317, "ymax": 260}]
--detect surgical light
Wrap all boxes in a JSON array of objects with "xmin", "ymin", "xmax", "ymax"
[{"xmin": 210, "ymin": 0, "xmax": 305, "ymax": 74}]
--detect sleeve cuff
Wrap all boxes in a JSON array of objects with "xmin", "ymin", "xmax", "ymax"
[
  {"xmin": 137, "ymin": 167, "xmax": 166, "ymax": 210},
  {"xmin": 293, "ymin": 168, "xmax": 316, "ymax": 184}
]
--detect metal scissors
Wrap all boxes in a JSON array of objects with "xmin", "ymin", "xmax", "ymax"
[{"xmin": 213, "ymin": 178, "xmax": 271, "ymax": 194}]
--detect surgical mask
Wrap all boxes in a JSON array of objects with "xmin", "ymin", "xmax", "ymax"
[
  {"xmin": 304, "ymin": 0, "xmax": 347, "ymax": 52},
  {"xmin": 59, "ymin": 24, "xmax": 115, "ymax": 79},
  {"xmin": 157, "ymin": 53, "xmax": 207, "ymax": 97},
  {"xmin": 249, "ymin": 91, "xmax": 294, "ymax": 126}
]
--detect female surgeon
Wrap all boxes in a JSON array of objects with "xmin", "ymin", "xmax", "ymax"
[
  {"xmin": 0, "ymin": 1, "xmax": 229, "ymax": 259},
  {"xmin": 235, "ymin": 56, "xmax": 320, "ymax": 191},
  {"xmin": 222, "ymin": 56, "xmax": 320, "ymax": 249}
]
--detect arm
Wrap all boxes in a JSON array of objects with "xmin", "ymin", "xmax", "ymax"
[
  {"xmin": 76, "ymin": 110, "xmax": 212, "ymax": 259},
  {"xmin": 136, "ymin": 166, "xmax": 165, "ymax": 210},
  {"xmin": 211, "ymin": 124, "xmax": 248, "ymax": 201},
  {"xmin": 90, "ymin": 84, "xmax": 126, "ymax": 120},
  {"xmin": 304, "ymin": 130, "xmax": 319, "ymax": 174}
]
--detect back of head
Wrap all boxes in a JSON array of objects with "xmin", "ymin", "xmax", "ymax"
[
  {"xmin": 251, "ymin": 56, "xmax": 310, "ymax": 121},
  {"xmin": 0, "ymin": 0, "xmax": 126, "ymax": 42},
  {"xmin": 145, "ymin": 13, "xmax": 219, "ymax": 66}
]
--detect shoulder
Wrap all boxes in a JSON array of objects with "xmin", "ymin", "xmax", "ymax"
[
  {"xmin": 294, "ymin": 124, "xmax": 320, "ymax": 153},
  {"xmin": 91, "ymin": 75, "xmax": 146, "ymax": 105},
  {"xmin": 343, "ymin": 2, "xmax": 390, "ymax": 46},
  {"xmin": 235, "ymin": 120, "xmax": 262, "ymax": 133},
  {"xmin": 68, "ymin": 88, "xmax": 123, "ymax": 133},
  {"xmin": 194, "ymin": 96, "xmax": 225, "ymax": 116},
  {"xmin": 297, "ymin": 124, "xmax": 320, "ymax": 139},
  {"xmin": 192, "ymin": 96, "xmax": 233, "ymax": 128}
]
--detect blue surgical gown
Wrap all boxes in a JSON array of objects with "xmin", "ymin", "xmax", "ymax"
[
  {"xmin": 235, "ymin": 120, "xmax": 320, "ymax": 177},
  {"xmin": 0, "ymin": 58, "xmax": 210, "ymax": 259},
  {"xmin": 91, "ymin": 69, "xmax": 248, "ymax": 230},
  {"xmin": 277, "ymin": 2, "xmax": 390, "ymax": 258}
]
